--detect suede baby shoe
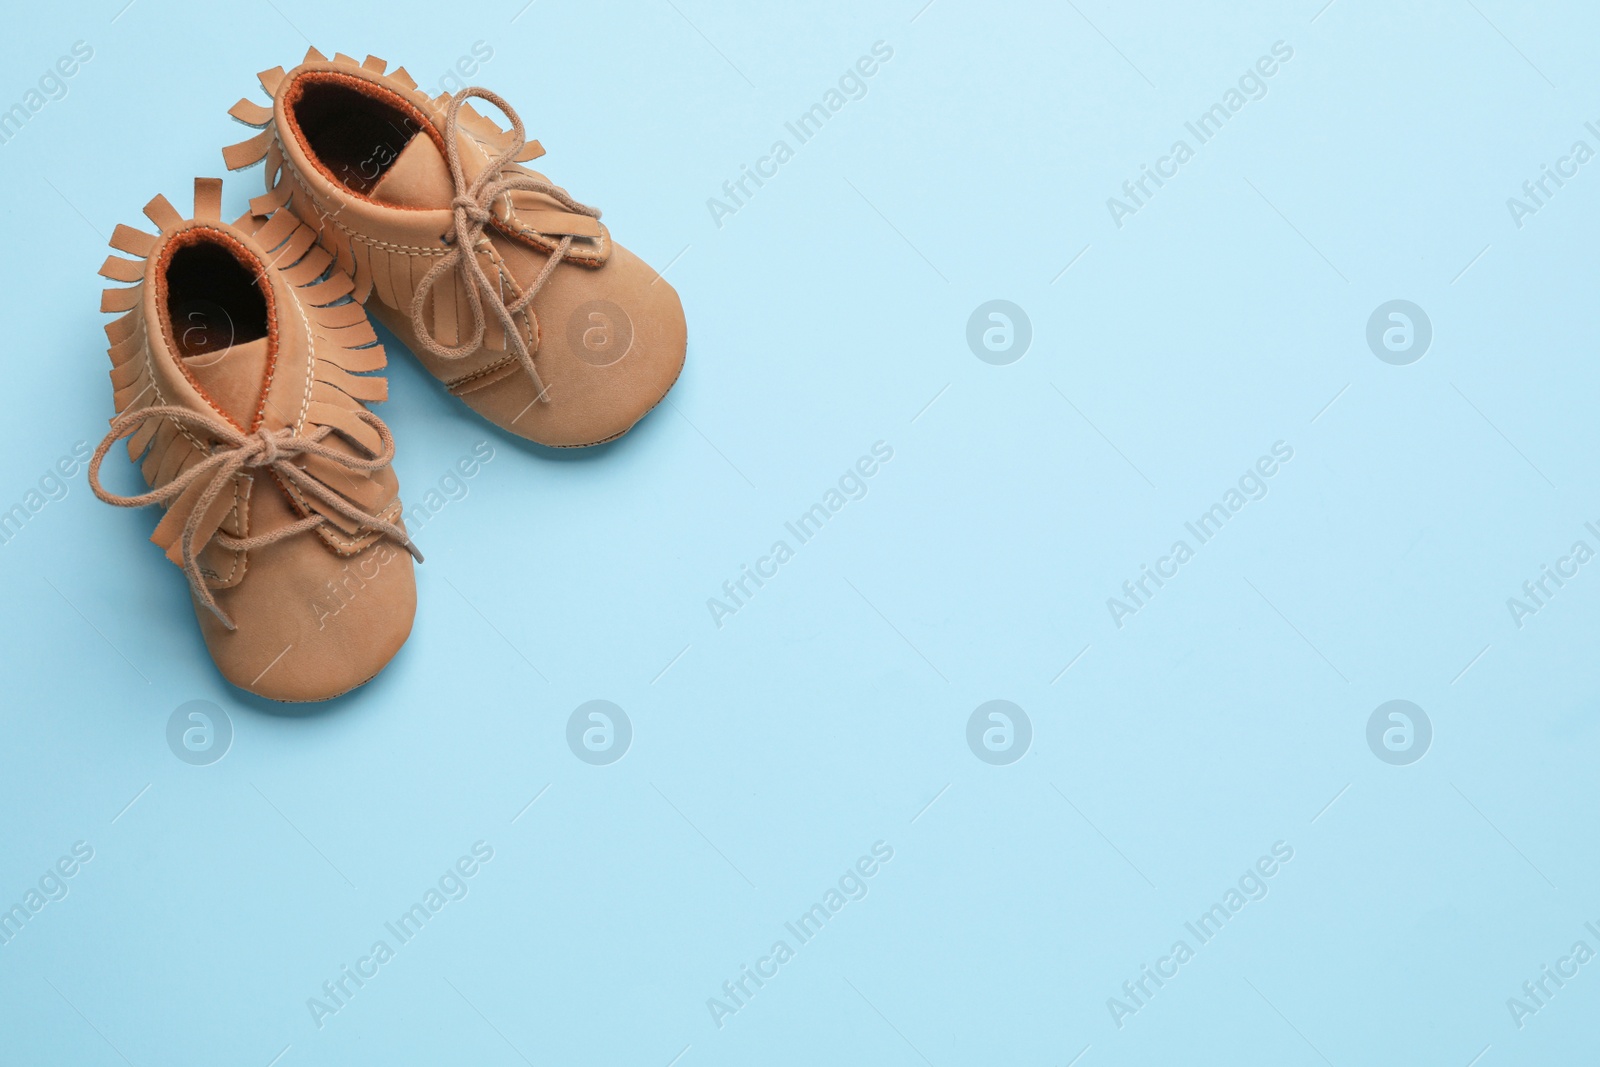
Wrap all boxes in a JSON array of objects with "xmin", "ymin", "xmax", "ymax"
[
  {"xmin": 222, "ymin": 49, "xmax": 687, "ymax": 447},
  {"xmin": 89, "ymin": 178, "xmax": 422, "ymax": 702}
]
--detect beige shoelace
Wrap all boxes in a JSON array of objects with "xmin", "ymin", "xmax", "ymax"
[
  {"xmin": 89, "ymin": 405, "xmax": 423, "ymax": 630},
  {"xmin": 409, "ymin": 86, "xmax": 602, "ymax": 402}
]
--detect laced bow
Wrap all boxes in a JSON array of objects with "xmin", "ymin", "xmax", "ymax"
[
  {"xmin": 409, "ymin": 86, "xmax": 602, "ymax": 402},
  {"xmin": 88, "ymin": 405, "xmax": 422, "ymax": 630}
]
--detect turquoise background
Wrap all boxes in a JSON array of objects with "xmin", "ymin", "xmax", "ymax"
[{"xmin": 2, "ymin": 0, "xmax": 1598, "ymax": 1063}]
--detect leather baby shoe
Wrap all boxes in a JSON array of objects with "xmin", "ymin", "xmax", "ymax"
[
  {"xmin": 89, "ymin": 177, "xmax": 422, "ymax": 702},
  {"xmin": 222, "ymin": 49, "xmax": 687, "ymax": 447}
]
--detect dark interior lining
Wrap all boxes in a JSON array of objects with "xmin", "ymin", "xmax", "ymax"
[
  {"xmin": 166, "ymin": 242, "xmax": 269, "ymax": 359},
  {"xmin": 291, "ymin": 77, "xmax": 422, "ymax": 195}
]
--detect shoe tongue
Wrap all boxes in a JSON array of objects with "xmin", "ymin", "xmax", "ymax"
[
  {"xmin": 371, "ymin": 132, "xmax": 455, "ymax": 209},
  {"xmin": 182, "ymin": 337, "xmax": 271, "ymax": 428}
]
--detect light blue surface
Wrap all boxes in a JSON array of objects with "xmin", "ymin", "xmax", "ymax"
[{"xmin": 2, "ymin": 0, "xmax": 1597, "ymax": 1063}]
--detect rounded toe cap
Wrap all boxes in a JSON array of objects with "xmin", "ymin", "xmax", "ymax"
[
  {"xmin": 462, "ymin": 242, "xmax": 687, "ymax": 446},
  {"xmin": 198, "ymin": 538, "xmax": 416, "ymax": 702}
]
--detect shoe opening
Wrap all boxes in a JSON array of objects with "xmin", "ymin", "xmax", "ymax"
[
  {"xmin": 164, "ymin": 237, "xmax": 270, "ymax": 359},
  {"xmin": 286, "ymin": 73, "xmax": 429, "ymax": 195}
]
